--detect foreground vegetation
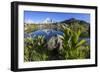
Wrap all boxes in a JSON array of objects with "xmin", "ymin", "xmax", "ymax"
[
  {"xmin": 24, "ymin": 18, "xmax": 90, "ymax": 62},
  {"xmin": 24, "ymin": 27, "xmax": 90, "ymax": 62}
]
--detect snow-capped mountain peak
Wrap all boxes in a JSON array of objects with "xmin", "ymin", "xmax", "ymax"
[{"xmin": 43, "ymin": 17, "xmax": 54, "ymax": 24}]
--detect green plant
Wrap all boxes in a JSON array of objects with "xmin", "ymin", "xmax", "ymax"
[
  {"xmin": 60, "ymin": 26, "xmax": 90, "ymax": 59},
  {"xmin": 24, "ymin": 36, "xmax": 50, "ymax": 62}
]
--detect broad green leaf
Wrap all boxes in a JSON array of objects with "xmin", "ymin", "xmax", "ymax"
[
  {"xmin": 76, "ymin": 39, "xmax": 86, "ymax": 47},
  {"xmin": 72, "ymin": 32, "xmax": 78, "ymax": 44},
  {"xmin": 77, "ymin": 29, "xmax": 81, "ymax": 37}
]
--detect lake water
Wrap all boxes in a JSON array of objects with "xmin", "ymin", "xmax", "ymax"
[
  {"xmin": 24, "ymin": 29, "xmax": 90, "ymax": 44},
  {"xmin": 24, "ymin": 29, "xmax": 63, "ymax": 40}
]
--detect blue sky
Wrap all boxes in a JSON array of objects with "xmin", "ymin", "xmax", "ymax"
[{"xmin": 24, "ymin": 11, "xmax": 90, "ymax": 23}]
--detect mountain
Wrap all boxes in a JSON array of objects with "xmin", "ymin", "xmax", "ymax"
[
  {"xmin": 60, "ymin": 18, "xmax": 90, "ymax": 25},
  {"xmin": 42, "ymin": 17, "xmax": 55, "ymax": 24},
  {"xmin": 59, "ymin": 18, "xmax": 90, "ymax": 36}
]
